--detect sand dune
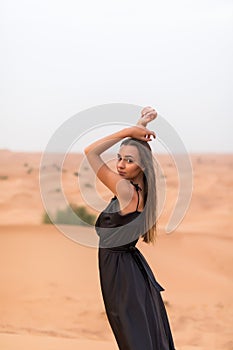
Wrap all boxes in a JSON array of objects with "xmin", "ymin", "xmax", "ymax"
[
  {"xmin": 0, "ymin": 334, "xmax": 117, "ymax": 350},
  {"xmin": 0, "ymin": 150, "xmax": 232, "ymax": 349}
]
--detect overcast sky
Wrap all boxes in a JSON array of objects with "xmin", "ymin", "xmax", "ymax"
[{"xmin": 1, "ymin": 0, "xmax": 233, "ymax": 153}]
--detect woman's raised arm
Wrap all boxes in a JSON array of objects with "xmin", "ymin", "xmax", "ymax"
[{"xmin": 84, "ymin": 125, "xmax": 155, "ymax": 198}]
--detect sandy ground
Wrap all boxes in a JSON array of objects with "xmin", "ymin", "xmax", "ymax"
[{"xmin": 0, "ymin": 150, "xmax": 233, "ymax": 349}]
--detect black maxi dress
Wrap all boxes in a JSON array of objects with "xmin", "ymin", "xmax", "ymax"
[{"xmin": 95, "ymin": 182, "xmax": 176, "ymax": 350}]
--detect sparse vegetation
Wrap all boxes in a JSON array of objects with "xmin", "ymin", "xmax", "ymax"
[
  {"xmin": 0, "ymin": 175, "xmax": 8, "ymax": 180},
  {"xmin": 27, "ymin": 167, "xmax": 33, "ymax": 174},
  {"xmin": 42, "ymin": 211, "xmax": 53, "ymax": 224},
  {"xmin": 42, "ymin": 204, "xmax": 96, "ymax": 226},
  {"xmin": 84, "ymin": 183, "xmax": 93, "ymax": 188},
  {"xmin": 53, "ymin": 163, "xmax": 60, "ymax": 171}
]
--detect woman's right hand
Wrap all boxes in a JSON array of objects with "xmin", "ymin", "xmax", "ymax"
[{"xmin": 127, "ymin": 125, "xmax": 156, "ymax": 142}]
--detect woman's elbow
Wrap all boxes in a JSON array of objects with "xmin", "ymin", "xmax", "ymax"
[{"xmin": 84, "ymin": 147, "xmax": 90, "ymax": 155}]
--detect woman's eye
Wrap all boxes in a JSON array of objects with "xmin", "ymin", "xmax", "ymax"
[{"xmin": 117, "ymin": 157, "xmax": 133, "ymax": 163}]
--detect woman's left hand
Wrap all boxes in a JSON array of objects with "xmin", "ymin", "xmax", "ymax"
[{"xmin": 137, "ymin": 106, "xmax": 158, "ymax": 127}]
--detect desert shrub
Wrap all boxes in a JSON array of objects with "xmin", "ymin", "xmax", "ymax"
[
  {"xmin": 0, "ymin": 175, "xmax": 8, "ymax": 180},
  {"xmin": 42, "ymin": 204, "xmax": 96, "ymax": 226},
  {"xmin": 27, "ymin": 167, "xmax": 33, "ymax": 174},
  {"xmin": 84, "ymin": 183, "xmax": 93, "ymax": 188},
  {"xmin": 72, "ymin": 205, "xmax": 96, "ymax": 225},
  {"xmin": 42, "ymin": 211, "xmax": 53, "ymax": 224},
  {"xmin": 53, "ymin": 163, "xmax": 60, "ymax": 171}
]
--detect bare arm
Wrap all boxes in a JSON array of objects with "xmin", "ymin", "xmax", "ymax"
[{"xmin": 84, "ymin": 125, "xmax": 155, "ymax": 198}]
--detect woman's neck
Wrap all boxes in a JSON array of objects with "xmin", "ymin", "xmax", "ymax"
[{"xmin": 130, "ymin": 175, "xmax": 144, "ymax": 192}]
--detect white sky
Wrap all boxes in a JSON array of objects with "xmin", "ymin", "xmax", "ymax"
[{"xmin": 1, "ymin": 0, "xmax": 233, "ymax": 153}]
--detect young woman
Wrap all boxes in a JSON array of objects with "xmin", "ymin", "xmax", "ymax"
[{"xmin": 84, "ymin": 106, "xmax": 176, "ymax": 350}]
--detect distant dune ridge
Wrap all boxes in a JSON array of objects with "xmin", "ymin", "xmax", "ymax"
[{"xmin": 0, "ymin": 150, "xmax": 232, "ymax": 349}]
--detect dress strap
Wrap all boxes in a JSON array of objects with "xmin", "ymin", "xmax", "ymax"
[
  {"xmin": 130, "ymin": 181, "xmax": 141, "ymax": 211},
  {"xmin": 136, "ymin": 191, "xmax": 140, "ymax": 211}
]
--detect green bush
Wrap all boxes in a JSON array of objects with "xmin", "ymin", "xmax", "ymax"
[
  {"xmin": 42, "ymin": 211, "xmax": 53, "ymax": 224},
  {"xmin": 84, "ymin": 183, "xmax": 93, "ymax": 188},
  {"xmin": 0, "ymin": 175, "xmax": 8, "ymax": 180},
  {"xmin": 27, "ymin": 167, "xmax": 33, "ymax": 174},
  {"xmin": 42, "ymin": 204, "xmax": 96, "ymax": 226}
]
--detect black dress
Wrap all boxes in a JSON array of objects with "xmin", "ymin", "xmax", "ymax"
[{"xmin": 95, "ymin": 182, "xmax": 176, "ymax": 350}]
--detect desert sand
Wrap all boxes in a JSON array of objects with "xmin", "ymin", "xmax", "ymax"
[{"xmin": 0, "ymin": 149, "xmax": 232, "ymax": 349}]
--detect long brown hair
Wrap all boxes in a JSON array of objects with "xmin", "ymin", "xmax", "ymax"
[{"xmin": 120, "ymin": 138, "xmax": 158, "ymax": 245}]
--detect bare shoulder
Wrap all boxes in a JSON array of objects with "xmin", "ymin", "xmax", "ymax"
[{"xmin": 97, "ymin": 162, "xmax": 134, "ymax": 201}]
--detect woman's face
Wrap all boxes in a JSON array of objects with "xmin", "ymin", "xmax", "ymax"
[{"xmin": 116, "ymin": 145, "xmax": 144, "ymax": 180}]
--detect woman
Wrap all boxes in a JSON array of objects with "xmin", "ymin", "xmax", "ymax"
[{"xmin": 84, "ymin": 106, "xmax": 176, "ymax": 350}]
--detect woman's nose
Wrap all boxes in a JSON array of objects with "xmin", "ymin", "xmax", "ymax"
[{"xmin": 118, "ymin": 159, "xmax": 125, "ymax": 168}]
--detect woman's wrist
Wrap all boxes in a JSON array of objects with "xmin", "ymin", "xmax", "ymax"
[
  {"xmin": 123, "ymin": 126, "xmax": 142, "ymax": 138},
  {"xmin": 136, "ymin": 119, "xmax": 147, "ymax": 127}
]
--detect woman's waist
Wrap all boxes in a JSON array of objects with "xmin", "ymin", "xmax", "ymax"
[{"xmin": 99, "ymin": 241, "xmax": 138, "ymax": 252}]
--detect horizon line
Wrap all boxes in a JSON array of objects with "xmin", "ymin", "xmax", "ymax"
[{"xmin": 0, "ymin": 148, "xmax": 233, "ymax": 155}]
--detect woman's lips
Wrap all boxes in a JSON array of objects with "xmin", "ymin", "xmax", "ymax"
[{"xmin": 118, "ymin": 171, "xmax": 126, "ymax": 176}]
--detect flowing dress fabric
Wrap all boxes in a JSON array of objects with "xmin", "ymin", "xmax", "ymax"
[{"xmin": 95, "ymin": 184, "xmax": 176, "ymax": 350}]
